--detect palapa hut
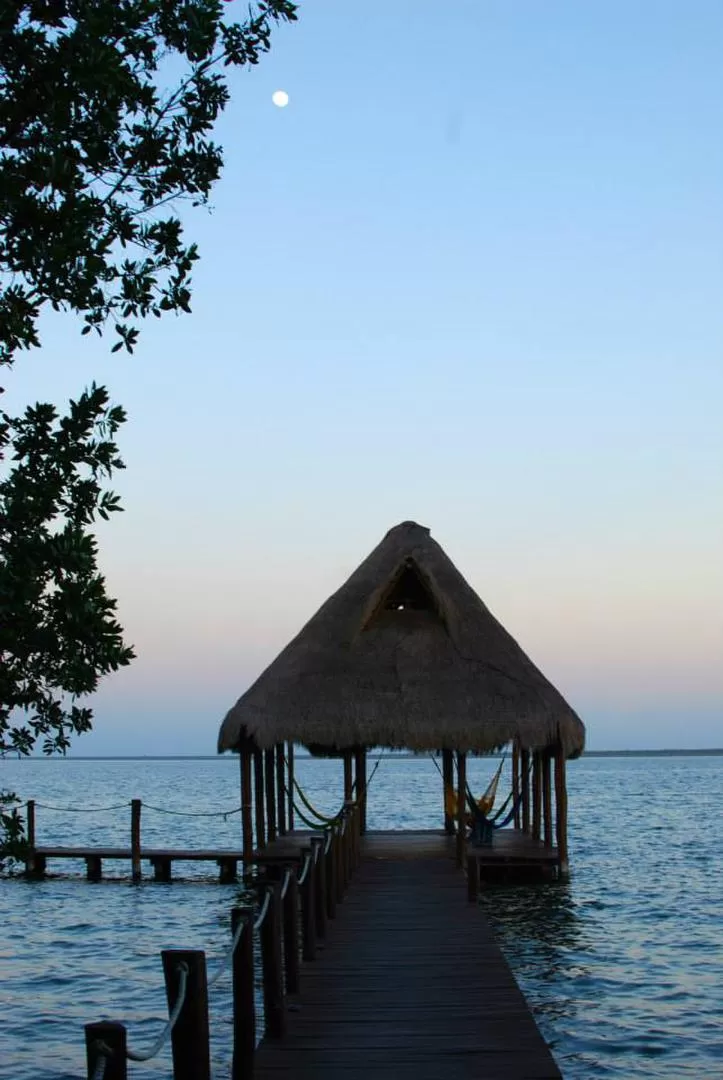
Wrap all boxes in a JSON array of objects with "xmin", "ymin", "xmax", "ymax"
[{"xmin": 218, "ymin": 521, "xmax": 585, "ymax": 877}]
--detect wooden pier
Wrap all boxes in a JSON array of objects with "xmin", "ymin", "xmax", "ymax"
[
  {"xmin": 59, "ymin": 803, "xmax": 564, "ymax": 1078},
  {"xmin": 254, "ymin": 830, "xmax": 561, "ymax": 1079}
]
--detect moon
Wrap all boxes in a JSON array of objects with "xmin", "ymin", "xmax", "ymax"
[{"xmin": 272, "ymin": 90, "xmax": 290, "ymax": 108}]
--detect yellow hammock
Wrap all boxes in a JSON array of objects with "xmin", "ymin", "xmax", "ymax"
[{"xmin": 445, "ymin": 757, "xmax": 504, "ymax": 821}]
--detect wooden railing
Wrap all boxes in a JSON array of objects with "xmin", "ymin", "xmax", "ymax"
[{"xmin": 83, "ymin": 802, "xmax": 362, "ymax": 1080}]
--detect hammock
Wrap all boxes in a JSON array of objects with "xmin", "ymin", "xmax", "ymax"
[
  {"xmin": 466, "ymin": 781, "xmax": 528, "ymax": 845},
  {"xmin": 443, "ymin": 755, "xmax": 504, "ymax": 823}
]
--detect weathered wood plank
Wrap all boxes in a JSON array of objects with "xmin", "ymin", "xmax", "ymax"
[{"xmin": 254, "ymin": 845, "xmax": 561, "ymax": 1080}]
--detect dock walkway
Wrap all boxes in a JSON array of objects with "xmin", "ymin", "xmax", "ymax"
[{"xmin": 254, "ymin": 834, "xmax": 561, "ymax": 1080}]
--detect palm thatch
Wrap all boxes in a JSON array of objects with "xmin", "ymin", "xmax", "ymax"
[{"xmin": 218, "ymin": 521, "xmax": 585, "ymax": 758}]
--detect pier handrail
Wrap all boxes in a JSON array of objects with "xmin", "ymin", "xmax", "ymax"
[
  {"xmin": 280, "ymin": 866, "xmax": 292, "ymax": 899},
  {"xmin": 81, "ymin": 799, "xmax": 364, "ymax": 1080},
  {"xmin": 254, "ymin": 885, "xmax": 272, "ymax": 931},
  {"xmin": 126, "ymin": 961, "xmax": 189, "ymax": 1061},
  {"xmin": 297, "ymin": 851, "xmax": 312, "ymax": 885}
]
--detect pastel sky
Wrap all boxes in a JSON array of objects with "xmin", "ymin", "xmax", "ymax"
[{"xmin": 6, "ymin": 1, "xmax": 722, "ymax": 753}]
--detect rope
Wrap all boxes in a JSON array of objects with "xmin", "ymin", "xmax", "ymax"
[
  {"xmin": 208, "ymin": 913, "xmax": 247, "ymax": 989},
  {"xmin": 359, "ymin": 754, "xmax": 383, "ymax": 804},
  {"xmin": 142, "ymin": 803, "xmax": 242, "ymax": 819},
  {"xmin": 284, "ymin": 789, "xmax": 333, "ymax": 832},
  {"xmin": 297, "ymin": 853, "xmax": 312, "ymax": 886},
  {"xmin": 324, "ymin": 831, "xmax": 333, "ymax": 855},
  {"xmin": 90, "ymin": 1043, "xmax": 109, "ymax": 1080},
  {"xmin": 280, "ymin": 868, "xmax": 292, "ymax": 900},
  {"xmin": 30, "ymin": 800, "xmax": 242, "ymax": 818},
  {"xmin": 283, "ymin": 763, "xmax": 344, "ymax": 826},
  {"xmin": 32, "ymin": 801, "xmax": 130, "ymax": 813},
  {"xmin": 126, "ymin": 962, "xmax": 189, "ymax": 1062},
  {"xmin": 254, "ymin": 889, "xmax": 272, "ymax": 932}
]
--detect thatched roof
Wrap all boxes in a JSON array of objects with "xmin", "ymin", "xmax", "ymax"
[{"xmin": 218, "ymin": 521, "xmax": 585, "ymax": 758}]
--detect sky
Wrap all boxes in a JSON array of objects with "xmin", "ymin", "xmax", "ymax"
[{"xmin": 5, "ymin": 1, "xmax": 723, "ymax": 753}]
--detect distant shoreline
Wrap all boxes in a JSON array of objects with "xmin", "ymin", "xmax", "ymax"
[{"xmin": 12, "ymin": 748, "xmax": 723, "ymax": 761}]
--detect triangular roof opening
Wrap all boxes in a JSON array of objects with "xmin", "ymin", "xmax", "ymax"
[{"xmin": 361, "ymin": 557, "xmax": 446, "ymax": 631}]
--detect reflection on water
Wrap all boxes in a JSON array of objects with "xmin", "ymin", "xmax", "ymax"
[{"xmin": 1, "ymin": 754, "xmax": 722, "ymax": 1079}]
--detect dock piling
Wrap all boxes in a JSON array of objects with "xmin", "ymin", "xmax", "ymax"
[
  {"xmin": 130, "ymin": 799, "xmax": 142, "ymax": 884},
  {"xmin": 162, "ymin": 949, "xmax": 211, "ymax": 1080},
  {"xmin": 231, "ymin": 906, "xmax": 255, "ymax": 1080},
  {"xmin": 85, "ymin": 1021, "xmax": 127, "ymax": 1080}
]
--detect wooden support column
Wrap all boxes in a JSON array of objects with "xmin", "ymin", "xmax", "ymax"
[
  {"xmin": 442, "ymin": 749, "xmax": 454, "ymax": 834},
  {"xmin": 239, "ymin": 751, "xmax": 253, "ymax": 861},
  {"xmin": 253, "ymin": 750, "xmax": 266, "ymax": 851},
  {"xmin": 554, "ymin": 742, "xmax": 569, "ymax": 880},
  {"xmin": 287, "ymin": 742, "xmax": 295, "ymax": 830},
  {"xmin": 532, "ymin": 750, "xmax": 542, "ymax": 842},
  {"xmin": 354, "ymin": 748, "xmax": 367, "ymax": 834},
  {"xmin": 455, "ymin": 751, "xmax": 466, "ymax": 867},
  {"xmin": 275, "ymin": 744, "xmax": 286, "ymax": 835},
  {"xmin": 343, "ymin": 751, "xmax": 353, "ymax": 802},
  {"xmin": 521, "ymin": 748, "xmax": 530, "ymax": 833},
  {"xmin": 542, "ymin": 749, "xmax": 553, "ymax": 848},
  {"xmin": 264, "ymin": 748, "xmax": 276, "ymax": 844},
  {"xmin": 162, "ymin": 950, "xmax": 211, "ymax": 1080},
  {"xmin": 85, "ymin": 1022, "xmax": 127, "ymax": 1080},
  {"xmin": 131, "ymin": 799, "xmax": 142, "ymax": 884},
  {"xmin": 512, "ymin": 741, "xmax": 520, "ymax": 829}
]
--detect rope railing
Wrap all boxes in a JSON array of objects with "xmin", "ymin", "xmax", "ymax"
[
  {"xmin": 280, "ymin": 867, "xmax": 292, "ymax": 900},
  {"xmin": 78, "ymin": 781, "xmax": 365, "ymax": 1079},
  {"xmin": 126, "ymin": 962, "xmax": 189, "ymax": 1062},
  {"xmin": 207, "ymin": 910, "xmax": 247, "ymax": 989},
  {"xmin": 297, "ymin": 852, "xmax": 312, "ymax": 886},
  {"xmin": 90, "ymin": 1046, "xmax": 108, "ymax": 1080},
  {"xmin": 31, "ymin": 800, "xmax": 131, "ymax": 813},
  {"xmin": 142, "ymin": 803, "xmax": 243, "ymax": 819},
  {"xmin": 254, "ymin": 887, "xmax": 272, "ymax": 932},
  {"xmin": 27, "ymin": 798, "xmax": 242, "ymax": 818}
]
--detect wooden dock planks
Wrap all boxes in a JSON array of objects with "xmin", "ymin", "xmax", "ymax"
[{"xmin": 254, "ymin": 852, "xmax": 561, "ymax": 1080}]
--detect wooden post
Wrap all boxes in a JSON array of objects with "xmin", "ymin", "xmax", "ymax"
[
  {"xmin": 26, "ymin": 799, "xmax": 35, "ymax": 849},
  {"xmin": 455, "ymin": 751, "xmax": 466, "ymax": 867},
  {"xmin": 512, "ymin": 741, "xmax": 520, "ymax": 829},
  {"xmin": 542, "ymin": 750, "xmax": 553, "ymax": 848},
  {"xmin": 343, "ymin": 751, "xmax": 353, "ymax": 801},
  {"xmin": 258, "ymin": 880, "xmax": 286, "ymax": 1038},
  {"xmin": 264, "ymin": 748, "xmax": 276, "ymax": 843},
  {"xmin": 273, "ymin": 743, "xmax": 285, "ymax": 833},
  {"xmin": 86, "ymin": 855, "xmax": 102, "ymax": 883},
  {"xmin": 253, "ymin": 750, "xmax": 266, "ymax": 851},
  {"xmin": 325, "ymin": 830, "xmax": 337, "ymax": 919},
  {"xmin": 282, "ymin": 864, "xmax": 300, "ymax": 994},
  {"xmin": 85, "ymin": 1021, "xmax": 127, "ymax": 1080},
  {"xmin": 335, "ymin": 820, "xmax": 345, "ymax": 898},
  {"xmin": 554, "ymin": 743, "xmax": 569, "ymax": 880},
  {"xmin": 532, "ymin": 751, "xmax": 542, "ymax": 841},
  {"xmin": 300, "ymin": 846, "xmax": 317, "ymax": 961},
  {"xmin": 466, "ymin": 853, "xmax": 478, "ymax": 902},
  {"xmin": 287, "ymin": 742, "xmax": 295, "ymax": 830},
  {"xmin": 231, "ymin": 907, "xmax": 255, "ymax": 1080},
  {"xmin": 355, "ymin": 748, "xmax": 368, "ymax": 834},
  {"xmin": 162, "ymin": 949, "xmax": 211, "ymax": 1080},
  {"xmin": 131, "ymin": 799, "xmax": 142, "ymax": 884},
  {"xmin": 521, "ymin": 749, "xmax": 530, "ymax": 833},
  {"xmin": 240, "ymin": 751, "xmax": 253, "ymax": 861},
  {"xmin": 312, "ymin": 837, "xmax": 327, "ymax": 939},
  {"xmin": 442, "ymin": 749, "xmax": 454, "ymax": 834}
]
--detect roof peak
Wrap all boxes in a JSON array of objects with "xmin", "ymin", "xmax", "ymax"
[{"xmin": 385, "ymin": 520, "xmax": 430, "ymax": 539}]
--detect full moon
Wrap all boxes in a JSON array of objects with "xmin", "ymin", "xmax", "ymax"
[{"xmin": 272, "ymin": 90, "xmax": 289, "ymax": 108}]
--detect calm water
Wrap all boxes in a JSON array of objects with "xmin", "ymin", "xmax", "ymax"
[{"xmin": 1, "ymin": 754, "xmax": 721, "ymax": 1078}]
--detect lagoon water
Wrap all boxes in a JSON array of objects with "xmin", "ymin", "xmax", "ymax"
[{"xmin": 1, "ymin": 754, "xmax": 721, "ymax": 1079}]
